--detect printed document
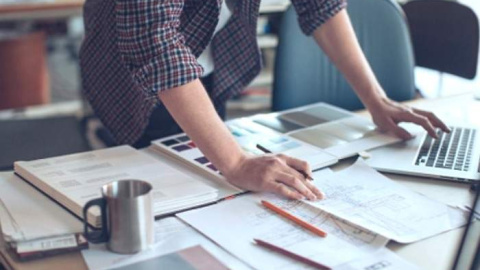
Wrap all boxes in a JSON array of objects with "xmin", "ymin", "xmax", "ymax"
[
  {"xmin": 0, "ymin": 172, "xmax": 82, "ymax": 242},
  {"xmin": 335, "ymin": 248, "xmax": 421, "ymax": 270},
  {"xmin": 82, "ymin": 217, "xmax": 250, "ymax": 270},
  {"xmin": 178, "ymin": 192, "xmax": 388, "ymax": 270},
  {"xmin": 305, "ymin": 159, "xmax": 468, "ymax": 243}
]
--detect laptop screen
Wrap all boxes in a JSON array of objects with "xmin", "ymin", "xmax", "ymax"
[{"xmin": 452, "ymin": 186, "xmax": 480, "ymax": 270}]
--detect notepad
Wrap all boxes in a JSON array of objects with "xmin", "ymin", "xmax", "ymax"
[{"xmin": 13, "ymin": 146, "xmax": 218, "ymax": 227}]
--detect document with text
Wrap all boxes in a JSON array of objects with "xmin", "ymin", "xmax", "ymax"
[
  {"xmin": 14, "ymin": 146, "xmax": 218, "ymax": 227},
  {"xmin": 305, "ymin": 159, "xmax": 468, "ymax": 243},
  {"xmin": 178, "ymin": 192, "xmax": 388, "ymax": 270}
]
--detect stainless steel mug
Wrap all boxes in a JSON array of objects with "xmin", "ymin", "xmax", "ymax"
[{"xmin": 82, "ymin": 179, "xmax": 154, "ymax": 254}]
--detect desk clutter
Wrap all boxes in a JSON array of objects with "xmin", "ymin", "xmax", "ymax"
[
  {"xmin": 0, "ymin": 101, "xmax": 473, "ymax": 269},
  {"xmin": 152, "ymin": 103, "xmax": 401, "ymax": 180}
]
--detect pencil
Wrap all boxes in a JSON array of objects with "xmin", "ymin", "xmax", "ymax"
[
  {"xmin": 261, "ymin": 200, "xmax": 327, "ymax": 238},
  {"xmin": 253, "ymin": 238, "xmax": 331, "ymax": 270},
  {"xmin": 255, "ymin": 144, "xmax": 314, "ymax": 181}
]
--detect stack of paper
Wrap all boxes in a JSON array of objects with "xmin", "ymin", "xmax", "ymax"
[
  {"xmin": 178, "ymin": 161, "xmax": 468, "ymax": 269},
  {"xmin": 13, "ymin": 146, "xmax": 218, "ymax": 227},
  {"xmin": 0, "ymin": 172, "xmax": 86, "ymax": 260},
  {"xmin": 82, "ymin": 217, "xmax": 251, "ymax": 270}
]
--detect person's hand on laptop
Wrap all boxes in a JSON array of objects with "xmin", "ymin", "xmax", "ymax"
[{"xmin": 367, "ymin": 97, "xmax": 450, "ymax": 140}]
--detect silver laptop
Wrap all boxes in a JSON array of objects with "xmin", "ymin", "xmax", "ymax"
[{"xmin": 365, "ymin": 126, "xmax": 480, "ymax": 182}]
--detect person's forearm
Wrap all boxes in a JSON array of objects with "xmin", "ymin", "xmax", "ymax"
[
  {"xmin": 158, "ymin": 79, "xmax": 245, "ymax": 174},
  {"xmin": 312, "ymin": 9, "xmax": 386, "ymax": 108}
]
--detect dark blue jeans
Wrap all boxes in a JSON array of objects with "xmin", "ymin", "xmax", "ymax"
[{"xmin": 133, "ymin": 74, "xmax": 225, "ymax": 148}]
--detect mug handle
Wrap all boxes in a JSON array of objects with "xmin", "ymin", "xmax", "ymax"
[{"xmin": 83, "ymin": 198, "xmax": 109, "ymax": 243}]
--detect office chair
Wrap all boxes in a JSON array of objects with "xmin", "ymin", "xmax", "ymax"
[
  {"xmin": 272, "ymin": 0, "xmax": 416, "ymax": 111},
  {"xmin": 402, "ymin": 0, "xmax": 479, "ymax": 94}
]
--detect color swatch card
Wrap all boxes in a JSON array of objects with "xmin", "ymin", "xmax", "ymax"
[
  {"xmin": 151, "ymin": 118, "xmax": 337, "ymax": 181},
  {"xmin": 252, "ymin": 103, "xmax": 402, "ymax": 159}
]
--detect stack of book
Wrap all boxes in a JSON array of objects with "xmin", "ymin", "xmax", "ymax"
[{"xmin": 0, "ymin": 172, "xmax": 86, "ymax": 261}]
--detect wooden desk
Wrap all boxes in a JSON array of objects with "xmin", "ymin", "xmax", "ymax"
[
  {"xmin": 0, "ymin": 93, "xmax": 478, "ymax": 270},
  {"xmin": 0, "ymin": 0, "xmax": 84, "ymax": 21}
]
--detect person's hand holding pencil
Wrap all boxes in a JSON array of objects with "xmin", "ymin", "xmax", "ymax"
[{"xmin": 223, "ymin": 146, "xmax": 324, "ymax": 201}]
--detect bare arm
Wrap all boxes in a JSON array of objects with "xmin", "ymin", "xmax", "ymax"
[
  {"xmin": 158, "ymin": 79, "xmax": 323, "ymax": 200},
  {"xmin": 312, "ymin": 10, "xmax": 449, "ymax": 138}
]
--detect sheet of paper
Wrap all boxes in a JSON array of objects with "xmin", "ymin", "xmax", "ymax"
[
  {"xmin": 336, "ymin": 248, "xmax": 421, "ymax": 270},
  {"xmin": 305, "ymin": 159, "xmax": 468, "ymax": 243},
  {"xmin": 0, "ymin": 172, "xmax": 82, "ymax": 242},
  {"xmin": 288, "ymin": 116, "xmax": 401, "ymax": 159},
  {"xmin": 82, "ymin": 217, "xmax": 251, "ymax": 270},
  {"xmin": 178, "ymin": 192, "xmax": 388, "ymax": 270},
  {"xmin": 110, "ymin": 245, "xmax": 230, "ymax": 270}
]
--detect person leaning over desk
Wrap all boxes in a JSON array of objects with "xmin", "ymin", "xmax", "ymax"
[{"xmin": 79, "ymin": 0, "xmax": 449, "ymax": 202}]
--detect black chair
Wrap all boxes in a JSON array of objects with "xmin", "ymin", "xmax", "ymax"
[{"xmin": 403, "ymin": 0, "xmax": 479, "ymax": 80}]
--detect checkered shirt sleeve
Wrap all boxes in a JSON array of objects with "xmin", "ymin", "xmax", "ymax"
[
  {"xmin": 115, "ymin": 0, "xmax": 204, "ymax": 97},
  {"xmin": 291, "ymin": 0, "xmax": 347, "ymax": 35}
]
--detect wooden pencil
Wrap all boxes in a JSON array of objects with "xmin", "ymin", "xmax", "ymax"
[
  {"xmin": 254, "ymin": 238, "xmax": 331, "ymax": 270},
  {"xmin": 261, "ymin": 200, "xmax": 327, "ymax": 237}
]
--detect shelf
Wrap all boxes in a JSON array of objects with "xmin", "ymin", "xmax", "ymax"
[
  {"xmin": 259, "ymin": 3, "xmax": 290, "ymax": 13},
  {"xmin": 257, "ymin": 35, "xmax": 278, "ymax": 49},
  {"xmin": 0, "ymin": 0, "xmax": 83, "ymax": 21}
]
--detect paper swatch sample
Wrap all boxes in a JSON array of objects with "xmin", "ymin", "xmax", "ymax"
[{"xmin": 151, "ymin": 118, "xmax": 338, "ymax": 181}]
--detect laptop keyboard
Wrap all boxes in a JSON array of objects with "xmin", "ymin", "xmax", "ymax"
[{"xmin": 415, "ymin": 127, "xmax": 476, "ymax": 171}]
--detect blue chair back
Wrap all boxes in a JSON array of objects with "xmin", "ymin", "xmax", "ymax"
[{"xmin": 272, "ymin": 0, "xmax": 415, "ymax": 111}]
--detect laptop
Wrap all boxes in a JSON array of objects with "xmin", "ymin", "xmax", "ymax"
[
  {"xmin": 365, "ymin": 126, "xmax": 480, "ymax": 182},
  {"xmin": 451, "ymin": 186, "xmax": 480, "ymax": 270}
]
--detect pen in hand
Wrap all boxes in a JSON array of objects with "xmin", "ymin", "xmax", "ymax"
[{"xmin": 256, "ymin": 144, "xmax": 314, "ymax": 181}]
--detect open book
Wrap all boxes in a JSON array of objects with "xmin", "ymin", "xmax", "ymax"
[{"xmin": 13, "ymin": 146, "xmax": 218, "ymax": 227}]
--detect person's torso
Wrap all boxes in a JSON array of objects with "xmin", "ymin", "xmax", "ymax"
[{"xmin": 79, "ymin": 0, "xmax": 263, "ymax": 144}]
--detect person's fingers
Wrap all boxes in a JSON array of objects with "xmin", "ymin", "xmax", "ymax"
[
  {"xmin": 279, "ymin": 154, "xmax": 313, "ymax": 180},
  {"xmin": 400, "ymin": 111, "xmax": 437, "ymax": 138},
  {"xmin": 267, "ymin": 182, "xmax": 303, "ymax": 200},
  {"xmin": 385, "ymin": 118, "xmax": 413, "ymax": 140},
  {"xmin": 303, "ymin": 180, "xmax": 325, "ymax": 200},
  {"xmin": 412, "ymin": 109, "xmax": 450, "ymax": 133},
  {"xmin": 275, "ymin": 171, "xmax": 316, "ymax": 200},
  {"xmin": 280, "ymin": 166, "xmax": 324, "ymax": 199},
  {"xmin": 282, "ymin": 165, "xmax": 306, "ymax": 182}
]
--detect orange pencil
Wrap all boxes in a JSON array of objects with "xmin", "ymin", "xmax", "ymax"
[
  {"xmin": 261, "ymin": 200, "xmax": 327, "ymax": 238},
  {"xmin": 254, "ymin": 239, "xmax": 331, "ymax": 270}
]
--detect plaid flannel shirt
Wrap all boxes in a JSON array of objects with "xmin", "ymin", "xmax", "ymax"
[{"xmin": 80, "ymin": 0, "xmax": 346, "ymax": 145}]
